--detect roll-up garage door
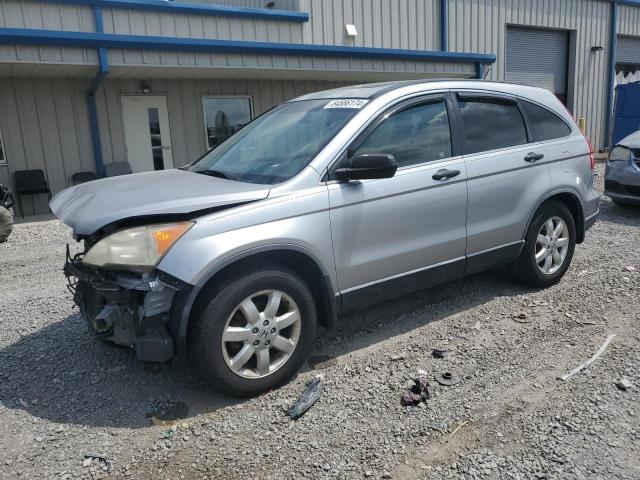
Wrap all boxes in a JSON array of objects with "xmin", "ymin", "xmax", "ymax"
[
  {"xmin": 506, "ymin": 26, "xmax": 569, "ymax": 101},
  {"xmin": 617, "ymin": 36, "xmax": 640, "ymax": 65}
]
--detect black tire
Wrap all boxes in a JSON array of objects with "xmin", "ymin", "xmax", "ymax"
[
  {"xmin": 189, "ymin": 265, "xmax": 317, "ymax": 397},
  {"xmin": 513, "ymin": 200, "xmax": 576, "ymax": 288},
  {"xmin": 0, "ymin": 206, "xmax": 13, "ymax": 243}
]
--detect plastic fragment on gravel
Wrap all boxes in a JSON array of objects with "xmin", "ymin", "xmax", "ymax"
[
  {"xmin": 616, "ymin": 378, "xmax": 632, "ymax": 391},
  {"xmin": 435, "ymin": 372, "xmax": 461, "ymax": 386},
  {"xmin": 287, "ymin": 378, "xmax": 324, "ymax": 419},
  {"xmin": 401, "ymin": 376, "xmax": 431, "ymax": 406},
  {"xmin": 559, "ymin": 334, "xmax": 616, "ymax": 381},
  {"xmin": 83, "ymin": 453, "xmax": 112, "ymax": 472}
]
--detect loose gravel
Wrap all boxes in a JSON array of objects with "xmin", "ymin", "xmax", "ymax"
[{"xmin": 1, "ymin": 164, "xmax": 639, "ymax": 480}]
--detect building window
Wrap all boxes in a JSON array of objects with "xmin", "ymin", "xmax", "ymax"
[
  {"xmin": 202, "ymin": 97, "xmax": 252, "ymax": 150},
  {"xmin": 0, "ymin": 126, "xmax": 6, "ymax": 165}
]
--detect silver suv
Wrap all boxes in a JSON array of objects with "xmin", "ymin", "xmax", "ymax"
[{"xmin": 51, "ymin": 80, "xmax": 599, "ymax": 396}]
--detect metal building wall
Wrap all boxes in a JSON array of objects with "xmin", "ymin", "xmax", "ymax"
[
  {"xmin": 0, "ymin": 77, "xmax": 95, "ymax": 215},
  {"xmin": 447, "ymin": 0, "xmax": 611, "ymax": 151},
  {"xmin": 0, "ymin": 0, "xmax": 97, "ymax": 73},
  {"xmin": 299, "ymin": 0, "xmax": 440, "ymax": 50},
  {"xmin": 617, "ymin": 3, "xmax": 640, "ymax": 37},
  {"xmin": 179, "ymin": 0, "xmax": 300, "ymax": 10}
]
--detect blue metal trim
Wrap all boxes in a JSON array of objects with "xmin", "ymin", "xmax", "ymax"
[
  {"xmin": 606, "ymin": 1, "xmax": 617, "ymax": 149},
  {"xmin": 440, "ymin": 0, "xmax": 448, "ymax": 51},
  {"xmin": 615, "ymin": 0, "xmax": 640, "ymax": 7},
  {"xmin": 40, "ymin": 0, "xmax": 309, "ymax": 22},
  {"xmin": 87, "ymin": 7, "xmax": 109, "ymax": 177},
  {"xmin": 475, "ymin": 62, "xmax": 485, "ymax": 79},
  {"xmin": 0, "ymin": 28, "xmax": 497, "ymax": 64}
]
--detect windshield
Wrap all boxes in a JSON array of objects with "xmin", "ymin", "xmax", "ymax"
[{"xmin": 188, "ymin": 99, "xmax": 364, "ymax": 184}]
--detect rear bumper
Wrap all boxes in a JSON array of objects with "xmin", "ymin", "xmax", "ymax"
[
  {"xmin": 584, "ymin": 208, "xmax": 599, "ymax": 232},
  {"xmin": 65, "ymin": 254, "xmax": 191, "ymax": 362}
]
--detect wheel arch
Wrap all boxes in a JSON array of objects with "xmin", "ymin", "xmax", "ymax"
[
  {"xmin": 172, "ymin": 245, "xmax": 339, "ymax": 354},
  {"xmin": 525, "ymin": 189, "xmax": 585, "ymax": 243}
]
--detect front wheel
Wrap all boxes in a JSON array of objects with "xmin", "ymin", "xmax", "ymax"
[
  {"xmin": 189, "ymin": 265, "xmax": 317, "ymax": 397},
  {"xmin": 513, "ymin": 201, "xmax": 576, "ymax": 288},
  {"xmin": 0, "ymin": 206, "xmax": 13, "ymax": 243}
]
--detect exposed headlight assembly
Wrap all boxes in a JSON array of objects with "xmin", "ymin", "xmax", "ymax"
[{"xmin": 83, "ymin": 222, "xmax": 194, "ymax": 270}]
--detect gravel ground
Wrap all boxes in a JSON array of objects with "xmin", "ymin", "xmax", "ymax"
[{"xmin": 1, "ymin": 164, "xmax": 639, "ymax": 480}]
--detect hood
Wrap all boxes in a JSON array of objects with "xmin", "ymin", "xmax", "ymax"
[
  {"xmin": 617, "ymin": 130, "xmax": 640, "ymax": 148},
  {"xmin": 50, "ymin": 169, "xmax": 271, "ymax": 235}
]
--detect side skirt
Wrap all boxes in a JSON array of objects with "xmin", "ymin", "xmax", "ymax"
[
  {"xmin": 338, "ymin": 241, "xmax": 523, "ymax": 313},
  {"xmin": 340, "ymin": 258, "xmax": 466, "ymax": 312}
]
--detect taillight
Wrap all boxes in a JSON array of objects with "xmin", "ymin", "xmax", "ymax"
[
  {"xmin": 585, "ymin": 136, "xmax": 595, "ymax": 171},
  {"xmin": 558, "ymin": 102, "xmax": 595, "ymax": 171}
]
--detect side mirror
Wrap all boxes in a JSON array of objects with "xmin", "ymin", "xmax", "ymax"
[{"xmin": 334, "ymin": 154, "xmax": 397, "ymax": 181}]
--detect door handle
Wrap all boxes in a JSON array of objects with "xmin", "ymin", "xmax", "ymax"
[
  {"xmin": 524, "ymin": 152, "xmax": 544, "ymax": 162},
  {"xmin": 432, "ymin": 169, "xmax": 461, "ymax": 181},
  {"xmin": 162, "ymin": 145, "xmax": 172, "ymax": 150}
]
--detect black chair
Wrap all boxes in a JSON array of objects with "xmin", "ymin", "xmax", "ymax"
[
  {"xmin": 13, "ymin": 169, "xmax": 52, "ymax": 217},
  {"xmin": 72, "ymin": 171, "xmax": 97, "ymax": 185}
]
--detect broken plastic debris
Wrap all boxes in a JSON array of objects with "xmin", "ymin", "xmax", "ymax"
[
  {"xmin": 435, "ymin": 371, "xmax": 461, "ymax": 386},
  {"xmin": 401, "ymin": 376, "xmax": 431, "ymax": 406},
  {"xmin": 84, "ymin": 453, "xmax": 113, "ymax": 472},
  {"xmin": 616, "ymin": 378, "xmax": 632, "ymax": 391},
  {"xmin": 624, "ymin": 265, "xmax": 637, "ymax": 272},
  {"xmin": 432, "ymin": 348, "xmax": 449, "ymax": 359},
  {"xmin": 287, "ymin": 378, "xmax": 324, "ymax": 419},
  {"xmin": 559, "ymin": 334, "xmax": 616, "ymax": 381},
  {"xmin": 512, "ymin": 313, "xmax": 532, "ymax": 323}
]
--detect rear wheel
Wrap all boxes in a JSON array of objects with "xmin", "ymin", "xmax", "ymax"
[
  {"xmin": 189, "ymin": 265, "xmax": 317, "ymax": 397},
  {"xmin": 0, "ymin": 206, "xmax": 13, "ymax": 243},
  {"xmin": 513, "ymin": 201, "xmax": 576, "ymax": 288}
]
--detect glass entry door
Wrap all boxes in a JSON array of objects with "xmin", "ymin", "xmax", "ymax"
[{"xmin": 121, "ymin": 95, "xmax": 174, "ymax": 173}]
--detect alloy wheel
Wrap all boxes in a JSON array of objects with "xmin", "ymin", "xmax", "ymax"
[
  {"xmin": 221, "ymin": 290, "xmax": 301, "ymax": 379},
  {"xmin": 535, "ymin": 216, "xmax": 570, "ymax": 275}
]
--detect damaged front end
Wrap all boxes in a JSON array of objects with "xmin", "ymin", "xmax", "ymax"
[{"xmin": 65, "ymin": 245, "xmax": 190, "ymax": 362}]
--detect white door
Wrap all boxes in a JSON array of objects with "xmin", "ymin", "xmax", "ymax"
[{"xmin": 121, "ymin": 95, "xmax": 174, "ymax": 173}]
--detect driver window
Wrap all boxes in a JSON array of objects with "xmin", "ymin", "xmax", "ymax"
[{"xmin": 352, "ymin": 100, "xmax": 452, "ymax": 168}]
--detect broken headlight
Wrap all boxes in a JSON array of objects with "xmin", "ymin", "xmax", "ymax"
[{"xmin": 83, "ymin": 222, "xmax": 194, "ymax": 270}]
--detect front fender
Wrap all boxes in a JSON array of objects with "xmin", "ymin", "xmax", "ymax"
[{"xmin": 167, "ymin": 243, "xmax": 339, "ymax": 352}]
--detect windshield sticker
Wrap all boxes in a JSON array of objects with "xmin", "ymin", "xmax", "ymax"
[{"xmin": 323, "ymin": 99, "xmax": 369, "ymax": 109}]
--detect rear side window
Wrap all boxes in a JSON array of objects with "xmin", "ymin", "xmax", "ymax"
[
  {"xmin": 521, "ymin": 100, "xmax": 571, "ymax": 142},
  {"xmin": 353, "ymin": 100, "xmax": 452, "ymax": 168},
  {"xmin": 458, "ymin": 97, "xmax": 528, "ymax": 154}
]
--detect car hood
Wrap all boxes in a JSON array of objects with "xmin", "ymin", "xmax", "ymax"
[
  {"xmin": 50, "ymin": 169, "xmax": 271, "ymax": 235},
  {"xmin": 617, "ymin": 130, "xmax": 640, "ymax": 148}
]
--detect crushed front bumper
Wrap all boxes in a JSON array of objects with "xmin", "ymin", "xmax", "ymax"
[{"xmin": 65, "ymin": 248, "xmax": 191, "ymax": 362}]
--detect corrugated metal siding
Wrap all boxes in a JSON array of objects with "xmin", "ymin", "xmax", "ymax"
[
  {"xmin": 0, "ymin": 0, "xmax": 95, "ymax": 30},
  {"xmin": 617, "ymin": 4, "xmax": 640, "ymax": 37},
  {"xmin": 0, "ymin": 77, "xmax": 95, "ymax": 215},
  {"xmin": 0, "ymin": 0, "xmax": 97, "ymax": 67},
  {"xmin": 178, "ymin": 0, "xmax": 300, "ymax": 9},
  {"xmin": 617, "ymin": 35, "xmax": 640, "ymax": 64},
  {"xmin": 448, "ymin": 0, "xmax": 610, "ymax": 150},
  {"xmin": 506, "ymin": 26, "xmax": 569, "ymax": 94},
  {"xmin": 101, "ymin": 8, "xmax": 304, "ymax": 42},
  {"xmin": 299, "ymin": 0, "xmax": 440, "ymax": 50}
]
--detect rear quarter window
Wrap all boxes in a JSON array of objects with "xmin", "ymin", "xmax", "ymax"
[
  {"xmin": 457, "ymin": 97, "xmax": 528, "ymax": 154},
  {"xmin": 520, "ymin": 100, "xmax": 572, "ymax": 142}
]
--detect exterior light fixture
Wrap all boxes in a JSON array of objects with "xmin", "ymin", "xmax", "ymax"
[{"xmin": 345, "ymin": 24, "xmax": 358, "ymax": 37}]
